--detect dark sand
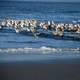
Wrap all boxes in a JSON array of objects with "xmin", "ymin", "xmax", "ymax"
[{"xmin": 0, "ymin": 58, "xmax": 80, "ymax": 80}]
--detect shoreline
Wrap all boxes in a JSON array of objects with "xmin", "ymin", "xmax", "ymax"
[{"xmin": 1, "ymin": 58, "xmax": 80, "ymax": 80}]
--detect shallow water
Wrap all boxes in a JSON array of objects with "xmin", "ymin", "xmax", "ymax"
[
  {"xmin": 0, "ymin": 1, "xmax": 80, "ymax": 61},
  {"xmin": 0, "ymin": 28, "xmax": 80, "ymax": 48}
]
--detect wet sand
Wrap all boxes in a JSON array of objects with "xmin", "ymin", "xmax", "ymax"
[{"xmin": 0, "ymin": 58, "xmax": 80, "ymax": 80}]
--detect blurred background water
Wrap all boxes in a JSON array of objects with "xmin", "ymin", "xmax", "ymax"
[{"xmin": 0, "ymin": 1, "xmax": 80, "ymax": 60}]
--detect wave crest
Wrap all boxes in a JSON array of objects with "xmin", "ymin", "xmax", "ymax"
[{"xmin": 0, "ymin": 46, "xmax": 80, "ymax": 54}]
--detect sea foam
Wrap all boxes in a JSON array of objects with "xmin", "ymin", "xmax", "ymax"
[{"xmin": 0, "ymin": 46, "xmax": 80, "ymax": 54}]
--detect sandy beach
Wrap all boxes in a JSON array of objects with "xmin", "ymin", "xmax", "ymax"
[{"xmin": 0, "ymin": 58, "xmax": 80, "ymax": 80}]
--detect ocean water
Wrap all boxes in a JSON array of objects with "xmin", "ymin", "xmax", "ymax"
[
  {"xmin": 0, "ymin": 1, "xmax": 80, "ymax": 23},
  {"xmin": 0, "ymin": 1, "xmax": 80, "ymax": 61}
]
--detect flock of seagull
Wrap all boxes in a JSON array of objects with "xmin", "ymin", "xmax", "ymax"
[{"xmin": 0, "ymin": 19, "xmax": 80, "ymax": 40}]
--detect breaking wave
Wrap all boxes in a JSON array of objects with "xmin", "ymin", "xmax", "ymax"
[{"xmin": 0, "ymin": 46, "xmax": 80, "ymax": 54}]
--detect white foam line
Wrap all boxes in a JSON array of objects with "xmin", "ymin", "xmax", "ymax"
[{"xmin": 0, "ymin": 46, "xmax": 80, "ymax": 54}]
